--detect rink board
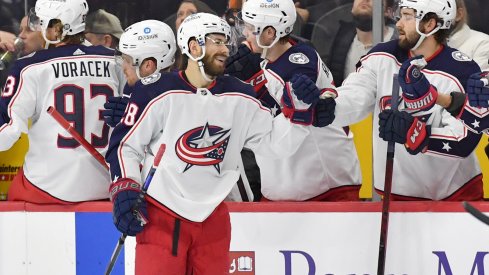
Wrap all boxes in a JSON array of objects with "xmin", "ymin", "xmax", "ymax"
[{"xmin": 1, "ymin": 201, "xmax": 489, "ymax": 275}]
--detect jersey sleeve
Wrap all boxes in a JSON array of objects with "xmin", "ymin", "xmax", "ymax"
[
  {"xmin": 459, "ymin": 104, "xmax": 489, "ymax": 134},
  {"xmin": 333, "ymin": 55, "xmax": 378, "ymax": 127},
  {"xmin": 244, "ymin": 107, "xmax": 310, "ymax": 159},
  {"xmin": 426, "ymin": 107, "xmax": 483, "ymax": 158},
  {"xmin": 0, "ymin": 64, "xmax": 37, "ymax": 151}
]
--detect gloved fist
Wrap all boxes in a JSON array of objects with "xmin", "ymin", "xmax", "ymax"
[
  {"xmin": 313, "ymin": 97, "xmax": 336, "ymax": 127},
  {"xmin": 290, "ymin": 73, "xmax": 321, "ymax": 106},
  {"xmin": 281, "ymin": 73, "xmax": 320, "ymax": 125},
  {"xmin": 466, "ymin": 71, "xmax": 489, "ymax": 108},
  {"xmin": 110, "ymin": 178, "xmax": 148, "ymax": 236},
  {"xmin": 102, "ymin": 96, "xmax": 129, "ymax": 127},
  {"xmin": 378, "ymin": 109, "xmax": 431, "ymax": 155},
  {"xmin": 398, "ymin": 56, "xmax": 438, "ymax": 111},
  {"xmin": 225, "ymin": 43, "xmax": 262, "ymax": 81}
]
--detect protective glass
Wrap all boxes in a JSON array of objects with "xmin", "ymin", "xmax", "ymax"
[
  {"xmin": 27, "ymin": 8, "xmax": 41, "ymax": 32},
  {"xmin": 114, "ymin": 48, "xmax": 137, "ymax": 67},
  {"xmin": 235, "ymin": 12, "xmax": 259, "ymax": 36},
  {"xmin": 395, "ymin": 7, "xmax": 416, "ymax": 22}
]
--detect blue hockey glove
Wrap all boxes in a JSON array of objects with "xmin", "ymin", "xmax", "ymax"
[
  {"xmin": 102, "ymin": 96, "xmax": 129, "ymax": 127},
  {"xmin": 110, "ymin": 178, "xmax": 148, "ymax": 236},
  {"xmin": 466, "ymin": 71, "xmax": 489, "ymax": 108},
  {"xmin": 282, "ymin": 73, "xmax": 320, "ymax": 125},
  {"xmin": 225, "ymin": 43, "xmax": 262, "ymax": 82},
  {"xmin": 313, "ymin": 97, "xmax": 336, "ymax": 127},
  {"xmin": 398, "ymin": 56, "xmax": 438, "ymax": 111},
  {"xmin": 378, "ymin": 109, "xmax": 431, "ymax": 155}
]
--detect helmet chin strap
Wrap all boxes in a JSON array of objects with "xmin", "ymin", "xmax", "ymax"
[
  {"xmin": 198, "ymin": 60, "xmax": 215, "ymax": 82},
  {"xmin": 42, "ymin": 29, "xmax": 62, "ymax": 49},
  {"xmin": 187, "ymin": 44, "xmax": 215, "ymax": 82},
  {"xmin": 254, "ymin": 29, "xmax": 280, "ymax": 59},
  {"xmin": 135, "ymin": 64, "xmax": 158, "ymax": 79},
  {"xmin": 411, "ymin": 19, "xmax": 441, "ymax": 51}
]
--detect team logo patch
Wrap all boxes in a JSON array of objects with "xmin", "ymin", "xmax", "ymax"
[
  {"xmin": 176, "ymin": 123, "xmax": 230, "ymax": 173},
  {"xmin": 289, "ymin": 53, "xmax": 309, "ymax": 64},
  {"xmin": 452, "ymin": 51, "xmax": 472, "ymax": 62},
  {"xmin": 229, "ymin": 251, "xmax": 255, "ymax": 274},
  {"xmin": 411, "ymin": 67, "xmax": 421, "ymax": 78},
  {"xmin": 141, "ymin": 72, "xmax": 161, "ymax": 85}
]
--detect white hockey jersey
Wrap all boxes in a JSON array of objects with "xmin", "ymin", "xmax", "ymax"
[
  {"xmin": 255, "ymin": 42, "xmax": 361, "ymax": 200},
  {"xmin": 0, "ymin": 44, "xmax": 124, "ymax": 202},
  {"xmin": 106, "ymin": 71, "xmax": 309, "ymax": 222},
  {"xmin": 334, "ymin": 40, "xmax": 481, "ymax": 200}
]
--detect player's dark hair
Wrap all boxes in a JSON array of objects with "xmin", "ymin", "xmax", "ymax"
[
  {"xmin": 421, "ymin": 12, "xmax": 450, "ymax": 44},
  {"xmin": 278, "ymin": 34, "xmax": 291, "ymax": 44}
]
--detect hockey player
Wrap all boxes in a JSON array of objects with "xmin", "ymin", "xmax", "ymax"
[
  {"xmin": 106, "ymin": 12, "xmax": 322, "ymax": 274},
  {"xmin": 102, "ymin": 20, "xmax": 176, "ymax": 127},
  {"xmin": 322, "ymin": 0, "xmax": 483, "ymax": 200},
  {"xmin": 106, "ymin": 12, "xmax": 321, "ymax": 274},
  {"xmin": 0, "ymin": 0, "xmax": 124, "ymax": 203},
  {"xmin": 225, "ymin": 0, "xmax": 362, "ymax": 201}
]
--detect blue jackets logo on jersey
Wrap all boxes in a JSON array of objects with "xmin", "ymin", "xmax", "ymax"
[{"xmin": 176, "ymin": 123, "xmax": 231, "ymax": 173}]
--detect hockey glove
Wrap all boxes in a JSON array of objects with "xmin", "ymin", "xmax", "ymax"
[
  {"xmin": 110, "ymin": 178, "xmax": 148, "ymax": 236},
  {"xmin": 102, "ymin": 96, "xmax": 129, "ymax": 127},
  {"xmin": 313, "ymin": 97, "xmax": 336, "ymax": 127},
  {"xmin": 225, "ymin": 43, "xmax": 262, "ymax": 82},
  {"xmin": 398, "ymin": 56, "xmax": 438, "ymax": 112},
  {"xmin": 466, "ymin": 71, "xmax": 489, "ymax": 108},
  {"xmin": 282, "ymin": 73, "xmax": 320, "ymax": 125},
  {"xmin": 378, "ymin": 109, "xmax": 431, "ymax": 155}
]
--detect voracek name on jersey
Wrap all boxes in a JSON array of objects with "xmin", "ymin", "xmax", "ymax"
[{"xmin": 51, "ymin": 60, "xmax": 112, "ymax": 78}]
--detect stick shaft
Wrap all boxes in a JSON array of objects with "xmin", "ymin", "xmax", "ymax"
[
  {"xmin": 47, "ymin": 106, "xmax": 109, "ymax": 170},
  {"xmin": 377, "ymin": 75, "xmax": 400, "ymax": 275},
  {"xmin": 463, "ymin": 202, "xmax": 489, "ymax": 226}
]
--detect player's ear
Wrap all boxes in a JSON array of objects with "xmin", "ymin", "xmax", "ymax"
[
  {"xmin": 422, "ymin": 17, "xmax": 438, "ymax": 34},
  {"xmin": 188, "ymin": 39, "xmax": 202, "ymax": 59},
  {"xmin": 264, "ymin": 26, "xmax": 276, "ymax": 39}
]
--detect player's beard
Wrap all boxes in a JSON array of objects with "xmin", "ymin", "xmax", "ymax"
[
  {"xmin": 398, "ymin": 28, "xmax": 421, "ymax": 50},
  {"xmin": 352, "ymin": 14, "xmax": 373, "ymax": 32},
  {"xmin": 202, "ymin": 53, "xmax": 228, "ymax": 77}
]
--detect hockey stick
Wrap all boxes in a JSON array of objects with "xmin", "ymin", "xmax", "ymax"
[
  {"xmin": 463, "ymin": 201, "xmax": 489, "ymax": 226},
  {"xmin": 377, "ymin": 75, "xmax": 400, "ymax": 275},
  {"xmin": 47, "ymin": 106, "xmax": 109, "ymax": 170},
  {"xmin": 104, "ymin": 144, "xmax": 166, "ymax": 275}
]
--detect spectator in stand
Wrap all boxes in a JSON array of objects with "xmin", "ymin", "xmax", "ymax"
[
  {"xmin": 84, "ymin": 9, "xmax": 123, "ymax": 49},
  {"xmin": 448, "ymin": 0, "xmax": 489, "ymax": 70},
  {"xmin": 328, "ymin": 0, "xmax": 398, "ymax": 86},
  {"xmin": 175, "ymin": 0, "xmax": 216, "ymax": 31}
]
